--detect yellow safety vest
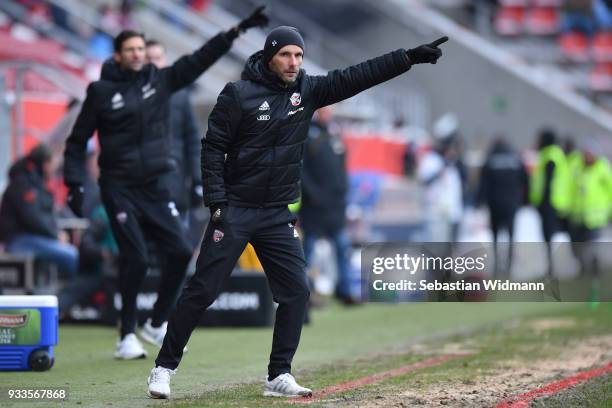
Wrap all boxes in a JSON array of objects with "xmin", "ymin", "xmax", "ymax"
[
  {"xmin": 571, "ymin": 158, "xmax": 612, "ymax": 229},
  {"xmin": 530, "ymin": 145, "xmax": 570, "ymax": 214},
  {"xmin": 567, "ymin": 150, "xmax": 584, "ymax": 217}
]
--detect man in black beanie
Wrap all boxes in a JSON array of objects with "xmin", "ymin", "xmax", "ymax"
[{"xmin": 148, "ymin": 25, "xmax": 448, "ymax": 399}]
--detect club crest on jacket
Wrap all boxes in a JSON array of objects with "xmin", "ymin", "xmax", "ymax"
[
  {"xmin": 290, "ymin": 92, "xmax": 301, "ymax": 106},
  {"xmin": 213, "ymin": 229, "xmax": 224, "ymax": 242}
]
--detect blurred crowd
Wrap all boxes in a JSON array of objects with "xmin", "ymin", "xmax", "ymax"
[
  {"xmin": 0, "ymin": 96, "xmax": 610, "ymax": 312},
  {"xmin": 13, "ymin": 0, "xmax": 212, "ymax": 62}
]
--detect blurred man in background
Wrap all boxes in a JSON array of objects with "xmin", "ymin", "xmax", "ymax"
[
  {"xmin": 477, "ymin": 137, "xmax": 528, "ymax": 276},
  {"xmin": 63, "ymin": 7, "xmax": 269, "ymax": 360},
  {"xmin": 0, "ymin": 144, "xmax": 78, "ymax": 279},
  {"xmin": 300, "ymin": 106, "xmax": 355, "ymax": 304},
  {"xmin": 146, "ymin": 39, "xmax": 204, "ymax": 231},
  {"xmin": 568, "ymin": 141, "xmax": 611, "ymax": 287},
  {"xmin": 147, "ymin": 25, "xmax": 448, "ymax": 399},
  {"xmin": 529, "ymin": 128, "xmax": 569, "ymax": 278},
  {"xmin": 417, "ymin": 118, "xmax": 464, "ymax": 243}
]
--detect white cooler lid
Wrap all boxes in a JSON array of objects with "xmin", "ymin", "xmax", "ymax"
[{"xmin": 0, "ymin": 295, "xmax": 58, "ymax": 307}]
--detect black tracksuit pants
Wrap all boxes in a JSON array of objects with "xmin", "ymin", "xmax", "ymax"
[
  {"xmin": 101, "ymin": 180, "xmax": 193, "ymax": 338},
  {"xmin": 155, "ymin": 206, "xmax": 309, "ymax": 379}
]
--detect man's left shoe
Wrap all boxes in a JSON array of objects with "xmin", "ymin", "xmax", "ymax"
[
  {"xmin": 139, "ymin": 319, "xmax": 188, "ymax": 352},
  {"xmin": 263, "ymin": 373, "xmax": 313, "ymax": 398},
  {"xmin": 114, "ymin": 334, "xmax": 147, "ymax": 360},
  {"xmin": 139, "ymin": 319, "xmax": 167, "ymax": 348}
]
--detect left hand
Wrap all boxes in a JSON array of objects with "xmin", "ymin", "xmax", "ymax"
[
  {"xmin": 407, "ymin": 36, "xmax": 448, "ymax": 65},
  {"xmin": 237, "ymin": 5, "xmax": 269, "ymax": 32}
]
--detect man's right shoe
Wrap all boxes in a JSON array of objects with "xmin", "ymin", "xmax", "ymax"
[
  {"xmin": 263, "ymin": 373, "xmax": 313, "ymax": 398},
  {"xmin": 114, "ymin": 333, "xmax": 147, "ymax": 360},
  {"xmin": 147, "ymin": 366, "xmax": 175, "ymax": 399}
]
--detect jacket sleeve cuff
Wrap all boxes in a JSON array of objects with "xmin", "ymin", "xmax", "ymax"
[
  {"xmin": 397, "ymin": 48, "xmax": 413, "ymax": 69},
  {"xmin": 224, "ymin": 28, "xmax": 239, "ymax": 42}
]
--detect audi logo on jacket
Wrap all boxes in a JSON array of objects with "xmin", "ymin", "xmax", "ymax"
[{"xmin": 202, "ymin": 48, "xmax": 412, "ymax": 208}]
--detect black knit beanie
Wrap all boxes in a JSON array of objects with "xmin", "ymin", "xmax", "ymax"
[{"xmin": 263, "ymin": 26, "xmax": 304, "ymax": 64}]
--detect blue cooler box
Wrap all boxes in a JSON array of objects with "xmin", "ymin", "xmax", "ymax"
[{"xmin": 0, "ymin": 295, "xmax": 58, "ymax": 371}]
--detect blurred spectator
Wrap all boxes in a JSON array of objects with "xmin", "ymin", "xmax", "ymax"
[
  {"xmin": 563, "ymin": 137, "xmax": 583, "ymax": 240},
  {"xmin": 477, "ymin": 137, "xmax": 528, "ymax": 276},
  {"xmin": 119, "ymin": 0, "xmax": 137, "ymax": 30},
  {"xmin": 569, "ymin": 141, "xmax": 611, "ymax": 262},
  {"xmin": 529, "ymin": 128, "xmax": 569, "ymax": 277},
  {"xmin": 89, "ymin": 29, "xmax": 114, "ymax": 60},
  {"xmin": 0, "ymin": 144, "xmax": 78, "ymax": 278},
  {"xmin": 300, "ymin": 106, "xmax": 356, "ymax": 304},
  {"xmin": 569, "ymin": 141, "xmax": 611, "ymax": 305},
  {"xmin": 99, "ymin": 4, "xmax": 122, "ymax": 34},
  {"xmin": 417, "ymin": 114, "xmax": 464, "ymax": 242},
  {"xmin": 593, "ymin": 0, "xmax": 612, "ymax": 30},
  {"xmin": 561, "ymin": 0, "xmax": 597, "ymax": 36},
  {"xmin": 145, "ymin": 39, "xmax": 204, "ymax": 233}
]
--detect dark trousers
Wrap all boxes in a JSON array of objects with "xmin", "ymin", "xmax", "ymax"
[
  {"xmin": 489, "ymin": 207, "xmax": 517, "ymax": 277},
  {"xmin": 538, "ymin": 204, "xmax": 562, "ymax": 277},
  {"xmin": 101, "ymin": 182, "xmax": 192, "ymax": 338},
  {"xmin": 155, "ymin": 206, "xmax": 309, "ymax": 379}
]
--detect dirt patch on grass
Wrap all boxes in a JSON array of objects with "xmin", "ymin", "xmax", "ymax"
[
  {"xmin": 527, "ymin": 317, "xmax": 577, "ymax": 332},
  {"xmin": 351, "ymin": 335, "xmax": 612, "ymax": 408}
]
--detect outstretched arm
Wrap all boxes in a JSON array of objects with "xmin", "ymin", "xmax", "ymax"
[
  {"xmin": 201, "ymin": 83, "xmax": 242, "ymax": 207},
  {"xmin": 310, "ymin": 37, "xmax": 448, "ymax": 108},
  {"xmin": 165, "ymin": 6, "xmax": 269, "ymax": 92}
]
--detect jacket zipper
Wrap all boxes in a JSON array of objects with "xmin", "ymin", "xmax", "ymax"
[{"xmin": 261, "ymin": 91, "xmax": 287, "ymax": 207}]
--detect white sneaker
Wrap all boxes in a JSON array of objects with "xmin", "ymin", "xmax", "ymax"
[
  {"xmin": 114, "ymin": 333, "xmax": 147, "ymax": 360},
  {"xmin": 263, "ymin": 373, "xmax": 313, "ymax": 398},
  {"xmin": 139, "ymin": 319, "xmax": 167, "ymax": 348},
  {"xmin": 138, "ymin": 319, "xmax": 188, "ymax": 352},
  {"xmin": 147, "ymin": 366, "xmax": 175, "ymax": 399}
]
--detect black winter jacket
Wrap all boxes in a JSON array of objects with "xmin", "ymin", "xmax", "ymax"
[
  {"xmin": 64, "ymin": 32, "xmax": 234, "ymax": 187},
  {"xmin": 160, "ymin": 87, "xmax": 201, "ymax": 212},
  {"xmin": 202, "ymin": 49, "xmax": 412, "ymax": 207},
  {"xmin": 300, "ymin": 121, "xmax": 348, "ymax": 235},
  {"xmin": 0, "ymin": 159, "xmax": 57, "ymax": 243},
  {"xmin": 477, "ymin": 142, "xmax": 529, "ymax": 216}
]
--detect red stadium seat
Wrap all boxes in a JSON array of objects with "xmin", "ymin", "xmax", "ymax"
[
  {"xmin": 495, "ymin": 6, "xmax": 525, "ymax": 36},
  {"xmin": 525, "ymin": 7, "xmax": 559, "ymax": 35},
  {"xmin": 559, "ymin": 31, "xmax": 590, "ymax": 62},
  {"xmin": 591, "ymin": 32, "xmax": 612, "ymax": 63},
  {"xmin": 0, "ymin": 32, "xmax": 63, "ymax": 63}
]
